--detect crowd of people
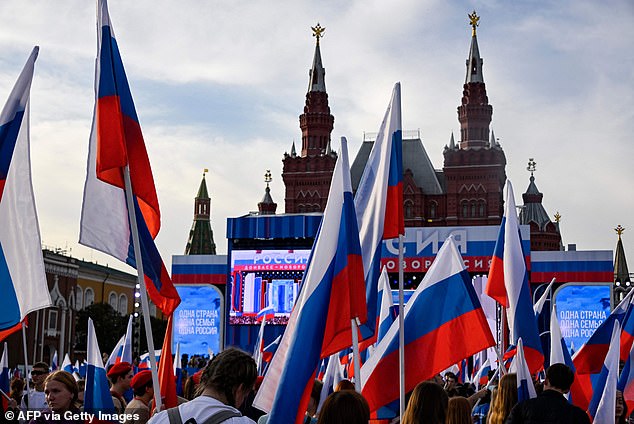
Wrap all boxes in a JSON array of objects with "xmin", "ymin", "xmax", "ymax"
[{"xmin": 1, "ymin": 351, "xmax": 631, "ymax": 424}]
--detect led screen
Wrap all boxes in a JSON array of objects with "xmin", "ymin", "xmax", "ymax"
[
  {"xmin": 554, "ymin": 283, "xmax": 611, "ymax": 354},
  {"xmin": 172, "ymin": 285, "xmax": 222, "ymax": 357},
  {"xmin": 229, "ymin": 249, "xmax": 310, "ymax": 325}
]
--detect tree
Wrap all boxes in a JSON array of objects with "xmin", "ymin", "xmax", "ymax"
[{"xmin": 75, "ymin": 303, "xmax": 127, "ymax": 354}]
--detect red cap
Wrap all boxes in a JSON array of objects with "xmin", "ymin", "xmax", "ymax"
[
  {"xmin": 192, "ymin": 369, "xmax": 204, "ymax": 385},
  {"xmin": 130, "ymin": 370, "xmax": 152, "ymax": 390},
  {"xmin": 107, "ymin": 361, "xmax": 132, "ymax": 378}
]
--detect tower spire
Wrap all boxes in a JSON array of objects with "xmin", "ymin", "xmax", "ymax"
[
  {"xmin": 185, "ymin": 169, "xmax": 217, "ymax": 255},
  {"xmin": 614, "ymin": 225, "xmax": 631, "ymax": 286},
  {"xmin": 457, "ymin": 10, "xmax": 491, "ymax": 149},
  {"xmin": 299, "ymin": 23, "xmax": 334, "ymax": 157},
  {"xmin": 258, "ymin": 169, "xmax": 277, "ymax": 215},
  {"xmin": 308, "ymin": 23, "xmax": 326, "ymax": 93},
  {"xmin": 466, "ymin": 11, "xmax": 484, "ymax": 84}
]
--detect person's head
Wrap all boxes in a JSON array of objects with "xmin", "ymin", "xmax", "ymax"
[
  {"xmin": 487, "ymin": 373, "xmax": 517, "ymax": 424},
  {"xmin": 10, "ymin": 377, "xmax": 24, "ymax": 394},
  {"xmin": 616, "ymin": 389, "xmax": 627, "ymax": 423},
  {"xmin": 446, "ymin": 396, "xmax": 471, "ymax": 424},
  {"xmin": 201, "ymin": 347, "xmax": 257, "ymax": 409},
  {"xmin": 32, "ymin": 362, "xmax": 50, "ymax": 389},
  {"xmin": 130, "ymin": 370, "xmax": 154, "ymax": 399},
  {"xmin": 106, "ymin": 362, "xmax": 133, "ymax": 392},
  {"xmin": 307, "ymin": 379, "xmax": 324, "ymax": 417},
  {"xmin": 402, "ymin": 381, "xmax": 449, "ymax": 424},
  {"xmin": 44, "ymin": 371, "xmax": 78, "ymax": 412},
  {"xmin": 334, "ymin": 379, "xmax": 355, "ymax": 392},
  {"xmin": 317, "ymin": 390, "xmax": 370, "ymax": 424},
  {"xmin": 544, "ymin": 363, "xmax": 574, "ymax": 393},
  {"xmin": 76, "ymin": 380, "xmax": 85, "ymax": 405},
  {"xmin": 444, "ymin": 372, "xmax": 458, "ymax": 390}
]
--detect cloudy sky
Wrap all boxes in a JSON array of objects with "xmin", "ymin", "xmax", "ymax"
[{"xmin": 0, "ymin": 0, "xmax": 632, "ymax": 273}]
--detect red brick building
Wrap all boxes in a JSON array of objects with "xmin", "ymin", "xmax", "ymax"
[{"xmin": 282, "ymin": 24, "xmax": 337, "ymax": 214}]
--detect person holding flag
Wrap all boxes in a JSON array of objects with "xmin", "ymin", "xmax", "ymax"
[
  {"xmin": 148, "ymin": 348, "xmax": 257, "ymax": 424},
  {"xmin": 506, "ymin": 363, "xmax": 589, "ymax": 423}
]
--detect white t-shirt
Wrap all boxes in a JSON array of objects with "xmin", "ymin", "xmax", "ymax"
[
  {"xmin": 20, "ymin": 389, "xmax": 47, "ymax": 410},
  {"xmin": 148, "ymin": 396, "xmax": 255, "ymax": 424}
]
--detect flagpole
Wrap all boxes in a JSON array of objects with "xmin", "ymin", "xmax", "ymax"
[
  {"xmin": 497, "ymin": 305, "xmax": 507, "ymax": 375},
  {"xmin": 122, "ymin": 165, "xmax": 162, "ymax": 412},
  {"xmin": 398, "ymin": 235, "xmax": 405, "ymax": 419},
  {"xmin": 351, "ymin": 318, "xmax": 361, "ymax": 391},
  {"xmin": 21, "ymin": 325, "xmax": 31, "ymax": 397}
]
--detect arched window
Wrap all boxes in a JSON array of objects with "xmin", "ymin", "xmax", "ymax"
[
  {"xmin": 109, "ymin": 292, "xmax": 118, "ymax": 310},
  {"xmin": 405, "ymin": 201, "xmax": 413, "ymax": 219},
  {"xmin": 461, "ymin": 202, "xmax": 468, "ymax": 218},
  {"xmin": 118, "ymin": 294, "xmax": 128, "ymax": 315},
  {"xmin": 429, "ymin": 202, "xmax": 437, "ymax": 219},
  {"xmin": 85, "ymin": 288, "xmax": 94, "ymax": 307},
  {"xmin": 479, "ymin": 201, "xmax": 485, "ymax": 217},
  {"xmin": 471, "ymin": 202, "xmax": 477, "ymax": 218},
  {"xmin": 75, "ymin": 286, "xmax": 83, "ymax": 310}
]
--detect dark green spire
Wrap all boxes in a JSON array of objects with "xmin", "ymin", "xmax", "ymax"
[{"xmin": 185, "ymin": 171, "xmax": 217, "ymax": 255}]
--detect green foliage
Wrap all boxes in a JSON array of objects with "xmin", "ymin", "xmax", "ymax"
[{"xmin": 75, "ymin": 303, "xmax": 127, "ymax": 353}]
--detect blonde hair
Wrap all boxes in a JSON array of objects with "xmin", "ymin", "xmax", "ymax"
[{"xmin": 487, "ymin": 373, "xmax": 517, "ymax": 424}]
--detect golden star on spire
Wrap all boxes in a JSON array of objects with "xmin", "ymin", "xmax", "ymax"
[
  {"xmin": 312, "ymin": 23, "xmax": 325, "ymax": 45},
  {"xmin": 554, "ymin": 211, "xmax": 561, "ymax": 223},
  {"xmin": 468, "ymin": 11, "xmax": 480, "ymax": 36}
]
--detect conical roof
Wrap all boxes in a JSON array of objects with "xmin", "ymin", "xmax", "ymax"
[{"xmin": 615, "ymin": 226, "xmax": 631, "ymax": 284}]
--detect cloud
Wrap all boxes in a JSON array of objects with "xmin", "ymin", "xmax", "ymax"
[{"xmin": 0, "ymin": 0, "xmax": 631, "ymax": 273}]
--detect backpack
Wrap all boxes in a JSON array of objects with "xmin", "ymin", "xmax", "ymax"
[{"xmin": 166, "ymin": 405, "xmax": 242, "ymax": 424}]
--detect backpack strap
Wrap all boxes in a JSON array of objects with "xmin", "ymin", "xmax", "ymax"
[
  {"xmin": 167, "ymin": 407, "xmax": 184, "ymax": 424},
  {"xmin": 201, "ymin": 408, "xmax": 242, "ymax": 424}
]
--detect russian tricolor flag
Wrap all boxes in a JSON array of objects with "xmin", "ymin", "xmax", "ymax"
[
  {"xmin": 354, "ymin": 83, "xmax": 403, "ymax": 342},
  {"xmin": 473, "ymin": 358, "xmax": 491, "ymax": 389},
  {"xmin": 0, "ymin": 47, "xmax": 52, "ymax": 333},
  {"xmin": 0, "ymin": 342, "xmax": 8, "ymax": 394},
  {"xmin": 550, "ymin": 305, "xmax": 589, "ymax": 408},
  {"xmin": 253, "ymin": 138, "xmax": 366, "ymax": 424},
  {"xmin": 485, "ymin": 180, "xmax": 543, "ymax": 374},
  {"xmin": 79, "ymin": 0, "xmax": 180, "ymax": 315},
  {"xmin": 588, "ymin": 320, "xmax": 620, "ymax": 423},
  {"xmin": 106, "ymin": 334, "xmax": 125, "ymax": 368},
  {"xmin": 618, "ymin": 337, "xmax": 634, "ymax": 414},
  {"xmin": 360, "ymin": 236, "xmax": 495, "ymax": 413},
  {"xmin": 573, "ymin": 290, "xmax": 633, "ymax": 375},
  {"xmin": 173, "ymin": 342, "xmax": 183, "ymax": 397},
  {"xmin": 84, "ymin": 318, "xmax": 116, "ymax": 414},
  {"xmin": 61, "ymin": 353, "xmax": 74, "ymax": 375},
  {"xmin": 120, "ymin": 314, "xmax": 133, "ymax": 364},
  {"xmin": 51, "ymin": 350, "xmax": 58, "ymax": 371},
  {"xmin": 256, "ymin": 305, "xmax": 275, "ymax": 322},
  {"xmin": 510, "ymin": 338, "xmax": 537, "ymax": 402}
]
